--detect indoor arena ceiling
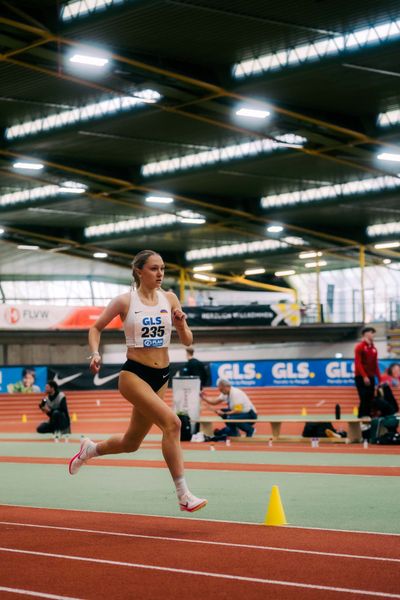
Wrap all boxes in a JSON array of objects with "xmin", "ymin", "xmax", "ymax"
[{"xmin": 1, "ymin": 0, "xmax": 400, "ymax": 291}]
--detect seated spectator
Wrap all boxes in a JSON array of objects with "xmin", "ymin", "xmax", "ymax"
[
  {"xmin": 381, "ymin": 363, "xmax": 400, "ymax": 389},
  {"xmin": 201, "ymin": 378, "xmax": 257, "ymax": 439},
  {"xmin": 373, "ymin": 364, "xmax": 400, "ymax": 417},
  {"xmin": 37, "ymin": 380, "xmax": 71, "ymax": 437},
  {"xmin": 7, "ymin": 367, "xmax": 41, "ymax": 393}
]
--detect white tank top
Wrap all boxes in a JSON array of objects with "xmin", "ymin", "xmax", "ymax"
[{"xmin": 124, "ymin": 289, "xmax": 172, "ymax": 348}]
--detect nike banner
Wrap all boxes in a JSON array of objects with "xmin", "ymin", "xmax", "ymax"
[{"xmin": 48, "ymin": 365, "xmax": 120, "ymax": 390}]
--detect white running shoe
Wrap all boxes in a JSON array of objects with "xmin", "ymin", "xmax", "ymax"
[
  {"xmin": 179, "ymin": 492, "xmax": 208, "ymax": 513},
  {"xmin": 68, "ymin": 437, "xmax": 96, "ymax": 475}
]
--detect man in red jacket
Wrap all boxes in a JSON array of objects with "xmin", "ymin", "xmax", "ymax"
[{"xmin": 354, "ymin": 326, "xmax": 381, "ymax": 418}]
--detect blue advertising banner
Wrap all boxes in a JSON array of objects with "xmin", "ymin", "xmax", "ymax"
[
  {"xmin": 210, "ymin": 359, "xmax": 394, "ymax": 387},
  {"xmin": 0, "ymin": 366, "xmax": 47, "ymax": 393}
]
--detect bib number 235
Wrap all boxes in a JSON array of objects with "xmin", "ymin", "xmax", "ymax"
[{"xmin": 141, "ymin": 325, "xmax": 165, "ymax": 338}]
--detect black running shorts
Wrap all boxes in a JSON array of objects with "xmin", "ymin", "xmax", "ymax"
[{"xmin": 121, "ymin": 359, "xmax": 170, "ymax": 392}]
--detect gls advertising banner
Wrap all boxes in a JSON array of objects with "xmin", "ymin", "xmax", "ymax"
[{"xmin": 210, "ymin": 359, "xmax": 394, "ymax": 387}]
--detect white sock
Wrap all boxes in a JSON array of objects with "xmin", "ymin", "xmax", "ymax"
[
  {"xmin": 84, "ymin": 440, "xmax": 98, "ymax": 459},
  {"xmin": 174, "ymin": 476, "xmax": 189, "ymax": 499}
]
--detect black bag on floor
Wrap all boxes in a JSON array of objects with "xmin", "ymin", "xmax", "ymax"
[
  {"xmin": 376, "ymin": 432, "xmax": 400, "ymax": 445},
  {"xmin": 302, "ymin": 422, "xmax": 336, "ymax": 437},
  {"xmin": 178, "ymin": 413, "xmax": 192, "ymax": 441}
]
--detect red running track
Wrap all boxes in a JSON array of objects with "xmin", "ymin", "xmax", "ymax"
[{"xmin": 0, "ymin": 505, "xmax": 399, "ymax": 600}]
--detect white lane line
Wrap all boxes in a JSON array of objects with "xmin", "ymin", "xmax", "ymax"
[
  {"xmin": 0, "ymin": 521, "xmax": 399, "ymax": 564},
  {"xmin": 1, "ymin": 547, "xmax": 399, "ymax": 598},
  {"xmin": 316, "ymin": 401, "xmax": 326, "ymax": 407},
  {"xmin": 2, "ymin": 503, "xmax": 400, "ymax": 537},
  {"xmin": 0, "ymin": 586, "xmax": 84, "ymax": 600}
]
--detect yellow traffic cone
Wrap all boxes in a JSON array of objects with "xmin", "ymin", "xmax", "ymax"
[
  {"xmin": 264, "ymin": 485, "xmax": 287, "ymax": 526},
  {"xmin": 21, "ymin": 414, "xmax": 27, "ymax": 423},
  {"xmin": 301, "ymin": 407, "xmax": 307, "ymax": 416},
  {"xmin": 352, "ymin": 406, "xmax": 358, "ymax": 416},
  {"xmin": 72, "ymin": 412, "xmax": 78, "ymax": 423}
]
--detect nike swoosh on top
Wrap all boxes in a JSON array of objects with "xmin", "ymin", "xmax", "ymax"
[
  {"xmin": 163, "ymin": 373, "xmax": 170, "ymax": 378},
  {"xmin": 53, "ymin": 372, "xmax": 82, "ymax": 386},
  {"xmin": 93, "ymin": 372, "xmax": 120, "ymax": 386}
]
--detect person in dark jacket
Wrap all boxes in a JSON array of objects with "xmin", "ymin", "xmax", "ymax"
[
  {"xmin": 37, "ymin": 380, "xmax": 71, "ymax": 436},
  {"xmin": 181, "ymin": 347, "xmax": 208, "ymax": 389}
]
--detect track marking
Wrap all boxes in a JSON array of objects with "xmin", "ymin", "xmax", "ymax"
[
  {"xmin": 1, "ymin": 547, "xmax": 399, "ymax": 598},
  {"xmin": 1, "ymin": 521, "xmax": 399, "ymax": 564},
  {"xmin": 316, "ymin": 400, "xmax": 326, "ymax": 407},
  {"xmin": 0, "ymin": 587, "xmax": 83, "ymax": 600},
  {"xmin": 2, "ymin": 503, "xmax": 400, "ymax": 537}
]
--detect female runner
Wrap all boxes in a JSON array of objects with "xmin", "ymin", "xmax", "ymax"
[{"xmin": 68, "ymin": 249, "xmax": 207, "ymax": 512}]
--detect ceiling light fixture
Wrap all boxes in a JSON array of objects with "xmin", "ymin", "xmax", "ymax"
[
  {"xmin": 85, "ymin": 210, "xmax": 205, "ymax": 239},
  {"xmin": 61, "ymin": 0, "xmax": 127, "ymax": 21},
  {"xmin": 374, "ymin": 241, "xmax": 400, "ymax": 249},
  {"xmin": 141, "ymin": 134, "xmax": 306, "ymax": 177},
  {"xmin": 377, "ymin": 152, "xmax": 400, "ymax": 162},
  {"xmin": 85, "ymin": 214, "xmax": 177, "ymax": 237},
  {"xmin": 304, "ymin": 260, "xmax": 327, "ymax": 268},
  {"xmin": 17, "ymin": 245, "xmax": 40, "ymax": 250},
  {"xmin": 377, "ymin": 107, "xmax": 400, "ymax": 128},
  {"xmin": 283, "ymin": 236, "xmax": 306, "ymax": 246},
  {"xmin": 193, "ymin": 273, "xmax": 217, "ymax": 283},
  {"xmin": 193, "ymin": 264, "xmax": 214, "ymax": 272},
  {"xmin": 235, "ymin": 108, "xmax": 270, "ymax": 119},
  {"xmin": 267, "ymin": 224, "xmax": 283, "ymax": 233},
  {"xmin": 6, "ymin": 89, "xmax": 161, "ymax": 140},
  {"xmin": 177, "ymin": 210, "xmax": 206, "ymax": 224},
  {"xmin": 0, "ymin": 182, "xmax": 87, "ymax": 207},
  {"xmin": 244, "ymin": 267, "xmax": 266, "ymax": 275},
  {"xmin": 383, "ymin": 258, "xmax": 392, "ymax": 264},
  {"xmin": 145, "ymin": 195, "xmax": 174, "ymax": 204},
  {"xmin": 93, "ymin": 252, "xmax": 108, "ymax": 258},
  {"xmin": 58, "ymin": 181, "xmax": 87, "ymax": 194},
  {"xmin": 187, "ymin": 239, "xmax": 287, "ymax": 262},
  {"xmin": 0, "ymin": 227, "xmax": 4, "ymax": 235},
  {"xmin": 275, "ymin": 270, "xmax": 295, "ymax": 276},
  {"xmin": 13, "ymin": 162, "xmax": 44, "ymax": 170},
  {"xmin": 69, "ymin": 54, "xmax": 109, "ymax": 67},
  {"xmin": 234, "ymin": 18, "xmax": 400, "ymax": 78},
  {"xmin": 261, "ymin": 175, "xmax": 400, "ymax": 209},
  {"xmin": 367, "ymin": 221, "xmax": 400, "ymax": 237},
  {"xmin": 299, "ymin": 251, "xmax": 322, "ymax": 259}
]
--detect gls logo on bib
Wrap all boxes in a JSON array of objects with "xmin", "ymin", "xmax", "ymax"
[{"xmin": 142, "ymin": 316, "xmax": 162, "ymax": 326}]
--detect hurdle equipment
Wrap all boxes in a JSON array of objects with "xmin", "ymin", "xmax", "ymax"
[
  {"xmin": 301, "ymin": 407, "xmax": 307, "ymax": 416},
  {"xmin": 72, "ymin": 412, "xmax": 78, "ymax": 422},
  {"xmin": 264, "ymin": 485, "xmax": 287, "ymax": 526},
  {"xmin": 21, "ymin": 414, "xmax": 27, "ymax": 423}
]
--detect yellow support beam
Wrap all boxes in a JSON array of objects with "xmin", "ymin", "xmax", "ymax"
[
  {"xmin": 179, "ymin": 267, "xmax": 186, "ymax": 304},
  {"xmin": 360, "ymin": 245, "xmax": 366, "ymax": 323}
]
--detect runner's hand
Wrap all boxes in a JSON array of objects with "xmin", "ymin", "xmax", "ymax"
[
  {"xmin": 172, "ymin": 308, "xmax": 187, "ymax": 329},
  {"xmin": 90, "ymin": 355, "xmax": 101, "ymax": 374}
]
